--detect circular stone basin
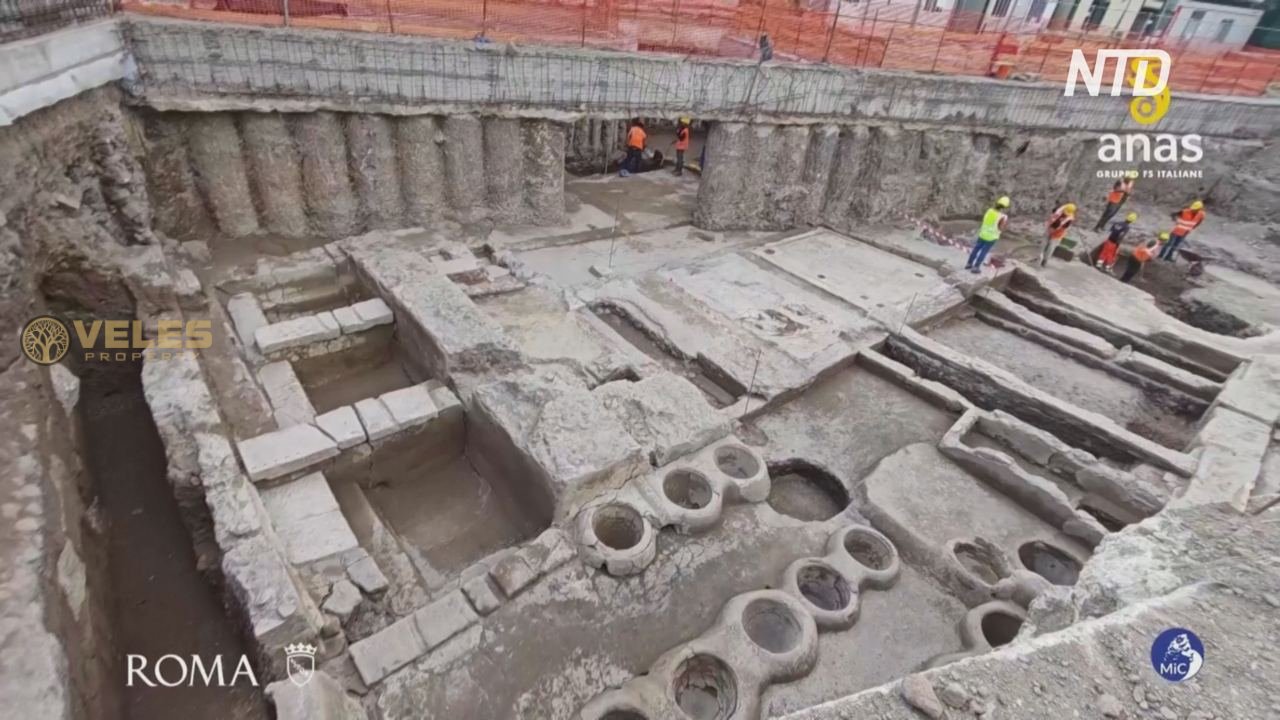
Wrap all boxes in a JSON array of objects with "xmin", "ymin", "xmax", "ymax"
[
  {"xmin": 601, "ymin": 711, "xmax": 647, "ymax": 720},
  {"xmin": 1017, "ymin": 541, "xmax": 1082, "ymax": 586},
  {"xmin": 663, "ymin": 469, "xmax": 713, "ymax": 510},
  {"xmin": 714, "ymin": 445, "xmax": 760, "ymax": 480},
  {"xmin": 741, "ymin": 598, "xmax": 803, "ymax": 654},
  {"xmin": 953, "ymin": 540, "xmax": 1004, "ymax": 585},
  {"xmin": 765, "ymin": 461, "xmax": 849, "ymax": 521},
  {"xmin": 980, "ymin": 609, "xmax": 1024, "ymax": 647},
  {"xmin": 843, "ymin": 529, "xmax": 894, "ymax": 571},
  {"xmin": 593, "ymin": 504, "xmax": 644, "ymax": 551},
  {"xmin": 673, "ymin": 654, "xmax": 738, "ymax": 720},
  {"xmin": 795, "ymin": 563, "xmax": 852, "ymax": 612}
]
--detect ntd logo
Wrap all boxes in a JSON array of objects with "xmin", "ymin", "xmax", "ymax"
[{"xmin": 1065, "ymin": 49, "xmax": 1172, "ymax": 126}]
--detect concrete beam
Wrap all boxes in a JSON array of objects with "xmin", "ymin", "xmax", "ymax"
[{"xmin": 0, "ymin": 20, "xmax": 127, "ymax": 126}]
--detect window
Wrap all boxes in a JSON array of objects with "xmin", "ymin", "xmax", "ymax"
[
  {"xmin": 991, "ymin": 0, "xmax": 1014, "ymax": 17},
  {"xmin": 1027, "ymin": 0, "xmax": 1048, "ymax": 21},
  {"xmin": 1215, "ymin": 18, "xmax": 1234, "ymax": 42},
  {"xmin": 1181, "ymin": 9, "xmax": 1205, "ymax": 40}
]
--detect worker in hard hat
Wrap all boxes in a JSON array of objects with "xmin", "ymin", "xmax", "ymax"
[
  {"xmin": 1121, "ymin": 234, "xmax": 1162, "ymax": 283},
  {"xmin": 1159, "ymin": 200, "xmax": 1206, "ymax": 262},
  {"xmin": 673, "ymin": 117, "xmax": 691, "ymax": 176},
  {"xmin": 1093, "ymin": 171, "xmax": 1138, "ymax": 231},
  {"xmin": 1040, "ymin": 202, "xmax": 1077, "ymax": 267},
  {"xmin": 1095, "ymin": 211, "xmax": 1137, "ymax": 274},
  {"xmin": 965, "ymin": 196, "xmax": 1010, "ymax": 274},
  {"xmin": 620, "ymin": 118, "xmax": 647, "ymax": 177}
]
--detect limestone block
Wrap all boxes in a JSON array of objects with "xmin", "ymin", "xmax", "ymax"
[
  {"xmin": 48, "ymin": 364, "xmax": 79, "ymax": 416},
  {"xmin": 490, "ymin": 553, "xmax": 539, "ymax": 598},
  {"xmin": 412, "ymin": 590, "xmax": 478, "ymax": 649},
  {"xmin": 378, "ymin": 383, "xmax": 438, "ymax": 429},
  {"xmin": 315, "ymin": 406, "xmax": 367, "ymax": 450},
  {"xmin": 266, "ymin": 670, "xmax": 367, "ymax": 720},
  {"xmin": 461, "ymin": 574, "xmax": 502, "ymax": 615},
  {"xmin": 236, "ymin": 425, "xmax": 338, "ymax": 482},
  {"xmin": 354, "ymin": 398, "xmax": 398, "ymax": 442},
  {"xmin": 349, "ymin": 615, "xmax": 426, "ymax": 685},
  {"xmin": 1174, "ymin": 405, "xmax": 1271, "ymax": 511},
  {"xmin": 227, "ymin": 292, "xmax": 269, "ymax": 348},
  {"xmin": 174, "ymin": 269, "xmax": 205, "ymax": 310},
  {"xmin": 255, "ymin": 315, "xmax": 342, "ymax": 355},
  {"xmin": 221, "ymin": 534, "xmax": 323, "ymax": 654},
  {"xmin": 345, "ymin": 552, "xmax": 389, "ymax": 596},
  {"xmin": 1214, "ymin": 356, "xmax": 1280, "ymax": 426},
  {"xmin": 258, "ymin": 361, "xmax": 317, "ymax": 428},
  {"xmin": 593, "ymin": 372, "xmax": 731, "ymax": 466},
  {"xmin": 322, "ymin": 579, "xmax": 362, "ymax": 620},
  {"xmin": 334, "ymin": 298, "xmax": 394, "ymax": 334},
  {"xmin": 259, "ymin": 473, "xmax": 359, "ymax": 565},
  {"xmin": 424, "ymin": 379, "xmax": 462, "ymax": 420},
  {"xmin": 471, "ymin": 372, "xmax": 645, "ymax": 511},
  {"xmin": 349, "ymin": 244, "xmax": 520, "ymax": 377},
  {"xmin": 315, "ymin": 311, "xmax": 341, "ymax": 336}
]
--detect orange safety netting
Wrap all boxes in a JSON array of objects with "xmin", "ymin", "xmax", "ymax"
[{"xmin": 118, "ymin": 0, "xmax": 1280, "ymax": 97}]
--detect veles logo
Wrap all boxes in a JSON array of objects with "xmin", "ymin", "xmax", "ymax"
[
  {"xmin": 19, "ymin": 315, "xmax": 212, "ymax": 365},
  {"xmin": 1066, "ymin": 49, "xmax": 1171, "ymax": 125},
  {"xmin": 1065, "ymin": 49, "xmax": 1201, "ymax": 166},
  {"xmin": 1150, "ymin": 627, "xmax": 1205, "ymax": 682}
]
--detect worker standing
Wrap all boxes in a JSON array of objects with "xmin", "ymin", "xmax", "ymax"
[
  {"xmin": 1121, "ymin": 234, "xmax": 1162, "ymax": 283},
  {"xmin": 1093, "ymin": 171, "xmax": 1137, "ymax": 231},
  {"xmin": 673, "ymin": 117, "xmax": 691, "ymax": 176},
  {"xmin": 965, "ymin": 196, "xmax": 1010, "ymax": 274},
  {"xmin": 1040, "ymin": 202, "xmax": 1076, "ymax": 267},
  {"xmin": 1159, "ymin": 200, "xmax": 1205, "ymax": 262},
  {"xmin": 1095, "ymin": 212, "xmax": 1136, "ymax": 274},
  {"xmin": 620, "ymin": 118, "xmax": 646, "ymax": 177}
]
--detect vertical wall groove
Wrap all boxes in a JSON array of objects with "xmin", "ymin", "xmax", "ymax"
[
  {"xmin": 185, "ymin": 113, "xmax": 259, "ymax": 237},
  {"xmin": 240, "ymin": 112, "xmax": 308, "ymax": 237},
  {"xmin": 345, "ymin": 114, "xmax": 403, "ymax": 231},
  {"xmin": 396, "ymin": 115, "xmax": 447, "ymax": 227},
  {"xmin": 294, "ymin": 112, "xmax": 358, "ymax": 237}
]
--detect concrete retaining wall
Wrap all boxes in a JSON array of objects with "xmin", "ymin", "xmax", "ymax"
[
  {"xmin": 122, "ymin": 18, "xmax": 1280, "ymax": 139},
  {"xmin": 0, "ymin": 20, "xmax": 126, "ymax": 126},
  {"xmin": 694, "ymin": 120, "xmax": 1276, "ymax": 228},
  {"xmin": 138, "ymin": 109, "xmax": 566, "ymax": 238}
]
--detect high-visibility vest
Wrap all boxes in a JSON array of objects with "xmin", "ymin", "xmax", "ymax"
[
  {"xmin": 675, "ymin": 126, "xmax": 690, "ymax": 151},
  {"xmin": 626, "ymin": 126, "xmax": 646, "ymax": 150},
  {"xmin": 978, "ymin": 207, "xmax": 1005, "ymax": 242},
  {"xmin": 1048, "ymin": 207, "xmax": 1073, "ymax": 240},
  {"xmin": 1172, "ymin": 209, "xmax": 1204, "ymax": 236},
  {"xmin": 1107, "ymin": 179, "xmax": 1133, "ymax": 204},
  {"xmin": 1133, "ymin": 244, "xmax": 1154, "ymax": 262}
]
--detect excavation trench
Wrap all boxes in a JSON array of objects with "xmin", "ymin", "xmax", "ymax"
[
  {"xmin": 591, "ymin": 304, "xmax": 745, "ymax": 408},
  {"xmin": 48, "ymin": 272, "xmax": 269, "ymax": 720}
]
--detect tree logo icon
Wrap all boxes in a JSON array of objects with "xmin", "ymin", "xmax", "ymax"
[{"xmin": 21, "ymin": 315, "xmax": 71, "ymax": 365}]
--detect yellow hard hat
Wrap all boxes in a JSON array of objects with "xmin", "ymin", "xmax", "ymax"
[
  {"xmin": 1125, "ymin": 212, "xmax": 1138, "ymax": 222},
  {"xmin": 1159, "ymin": 231, "xmax": 1170, "ymax": 240},
  {"xmin": 679, "ymin": 117, "xmax": 691, "ymax": 124},
  {"xmin": 1190, "ymin": 200, "xmax": 1204, "ymax": 210},
  {"xmin": 995, "ymin": 196, "xmax": 1010, "ymax": 208},
  {"xmin": 1062, "ymin": 203, "xmax": 1077, "ymax": 215}
]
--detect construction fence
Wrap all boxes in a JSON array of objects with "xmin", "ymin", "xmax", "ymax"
[{"xmin": 8, "ymin": 0, "xmax": 1280, "ymax": 98}]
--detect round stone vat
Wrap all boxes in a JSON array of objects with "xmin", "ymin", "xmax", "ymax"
[
  {"xmin": 714, "ymin": 445, "xmax": 760, "ymax": 480},
  {"xmin": 594, "ymin": 504, "xmax": 645, "ymax": 551},
  {"xmin": 672, "ymin": 654, "xmax": 738, "ymax": 720},
  {"xmin": 1017, "ymin": 540, "xmax": 1082, "ymax": 586},
  {"xmin": 795, "ymin": 562, "xmax": 852, "ymax": 612},
  {"xmin": 664, "ymin": 469, "xmax": 714, "ymax": 510},
  {"xmin": 741, "ymin": 598, "xmax": 803, "ymax": 654}
]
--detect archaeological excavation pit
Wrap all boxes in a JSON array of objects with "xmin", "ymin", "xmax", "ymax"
[{"xmin": 8, "ymin": 11, "xmax": 1279, "ymax": 720}]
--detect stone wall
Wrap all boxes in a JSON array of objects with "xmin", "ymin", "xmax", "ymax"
[
  {"xmin": 0, "ymin": 85, "xmax": 151, "ymax": 720},
  {"xmin": 138, "ymin": 109, "xmax": 566, "ymax": 240},
  {"xmin": 695, "ymin": 120, "xmax": 1277, "ymax": 229}
]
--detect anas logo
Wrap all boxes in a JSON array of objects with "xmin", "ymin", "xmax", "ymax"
[
  {"xmin": 285, "ymin": 643, "xmax": 317, "ymax": 687},
  {"xmin": 19, "ymin": 316, "xmax": 212, "ymax": 364},
  {"xmin": 1151, "ymin": 628, "xmax": 1204, "ymax": 682},
  {"xmin": 21, "ymin": 315, "xmax": 71, "ymax": 365},
  {"xmin": 1065, "ymin": 49, "xmax": 1171, "ymax": 125},
  {"xmin": 1067, "ymin": 49, "xmax": 1203, "ymax": 171}
]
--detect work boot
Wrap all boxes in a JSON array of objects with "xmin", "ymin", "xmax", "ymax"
[{"xmin": 969, "ymin": 266, "xmax": 981, "ymax": 274}]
